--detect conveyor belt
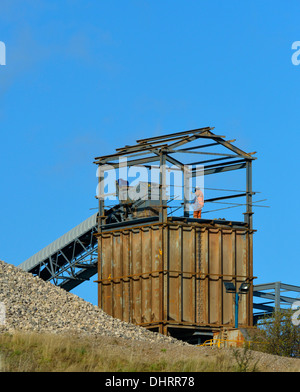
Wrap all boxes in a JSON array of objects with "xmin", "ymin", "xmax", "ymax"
[{"xmin": 18, "ymin": 213, "xmax": 99, "ymax": 291}]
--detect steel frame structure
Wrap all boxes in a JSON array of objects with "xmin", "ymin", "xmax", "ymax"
[
  {"xmin": 94, "ymin": 127, "xmax": 257, "ymax": 336},
  {"xmin": 94, "ymin": 126, "xmax": 257, "ymax": 232},
  {"xmin": 253, "ymin": 282, "xmax": 300, "ymax": 323}
]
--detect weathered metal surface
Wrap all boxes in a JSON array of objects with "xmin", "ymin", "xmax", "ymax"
[{"xmin": 96, "ymin": 221, "xmax": 254, "ymax": 334}]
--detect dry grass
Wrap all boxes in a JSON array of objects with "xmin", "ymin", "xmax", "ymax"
[
  {"xmin": 0, "ymin": 332, "xmax": 235, "ymax": 372},
  {"xmin": 0, "ymin": 332, "xmax": 299, "ymax": 372}
]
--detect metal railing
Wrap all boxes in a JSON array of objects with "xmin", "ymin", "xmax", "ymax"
[{"xmin": 198, "ymin": 338, "xmax": 265, "ymax": 348}]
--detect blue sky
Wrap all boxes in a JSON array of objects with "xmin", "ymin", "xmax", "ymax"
[{"xmin": 0, "ymin": 0, "xmax": 299, "ymax": 305}]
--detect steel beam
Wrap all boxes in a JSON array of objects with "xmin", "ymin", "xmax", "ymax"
[
  {"xmin": 136, "ymin": 127, "xmax": 213, "ymax": 144},
  {"xmin": 192, "ymin": 162, "xmax": 247, "ymax": 176}
]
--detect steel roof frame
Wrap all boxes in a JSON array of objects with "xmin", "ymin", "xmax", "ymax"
[{"xmin": 94, "ymin": 126, "xmax": 256, "ymax": 231}]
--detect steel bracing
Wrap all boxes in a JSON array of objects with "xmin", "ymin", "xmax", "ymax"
[{"xmin": 253, "ymin": 282, "xmax": 300, "ymax": 323}]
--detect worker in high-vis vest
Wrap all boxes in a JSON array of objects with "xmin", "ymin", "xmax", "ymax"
[{"xmin": 191, "ymin": 186, "xmax": 204, "ymax": 219}]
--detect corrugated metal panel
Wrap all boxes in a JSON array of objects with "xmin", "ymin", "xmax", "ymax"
[
  {"xmin": 96, "ymin": 222, "xmax": 253, "ymax": 333},
  {"xmin": 19, "ymin": 213, "xmax": 98, "ymax": 272}
]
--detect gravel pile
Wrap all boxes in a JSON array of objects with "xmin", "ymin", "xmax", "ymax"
[{"xmin": 0, "ymin": 259, "xmax": 185, "ymax": 345}]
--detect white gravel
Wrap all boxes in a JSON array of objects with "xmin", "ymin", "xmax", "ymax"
[{"xmin": 0, "ymin": 259, "xmax": 185, "ymax": 345}]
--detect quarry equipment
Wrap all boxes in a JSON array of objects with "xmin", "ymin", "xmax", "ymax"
[
  {"xmin": 93, "ymin": 127, "xmax": 256, "ymax": 339},
  {"xmin": 19, "ymin": 126, "xmax": 277, "ymax": 341}
]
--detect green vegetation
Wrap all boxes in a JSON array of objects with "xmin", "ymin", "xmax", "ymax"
[
  {"xmin": 255, "ymin": 309, "xmax": 300, "ymax": 358},
  {"xmin": 231, "ymin": 345, "xmax": 260, "ymax": 372}
]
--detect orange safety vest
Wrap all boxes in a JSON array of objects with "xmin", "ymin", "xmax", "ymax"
[{"xmin": 193, "ymin": 191, "xmax": 204, "ymax": 211}]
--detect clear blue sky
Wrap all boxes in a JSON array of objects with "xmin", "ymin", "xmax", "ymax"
[{"xmin": 0, "ymin": 0, "xmax": 299, "ymax": 305}]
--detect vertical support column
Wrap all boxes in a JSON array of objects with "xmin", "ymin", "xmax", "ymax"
[
  {"xmin": 162, "ymin": 224, "xmax": 168, "ymax": 333},
  {"xmin": 159, "ymin": 153, "xmax": 167, "ymax": 333},
  {"xmin": 235, "ymin": 292, "xmax": 239, "ymax": 329},
  {"xmin": 183, "ymin": 164, "xmax": 191, "ymax": 218},
  {"xmin": 245, "ymin": 160, "xmax": 254, "ymax": 326},
  {"xmin": 97, "ymin": 164, "xmax": 105, "ymax": 231},
  {"xmin": 275, "ymin": 281, "xmax": 281, "ymax": 310},
  {"xmin": 248, "ymin": 230, "xmax": 254, "ymax": 326},
  {"xmin": 159, "ymin": 152, "xmax": 167, "ymax": 222},
  {"xmin": 97, "ymin": 164, "xmax": 105, "ymax": 309},
  {"xmin": 245, "ymin": 160, "xmax": 253, "ymax": 229}
]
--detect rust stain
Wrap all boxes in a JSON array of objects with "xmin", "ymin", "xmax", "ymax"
[{"xmin": 97, "ymin": 222, "xmax": 254, "ymax": 334}]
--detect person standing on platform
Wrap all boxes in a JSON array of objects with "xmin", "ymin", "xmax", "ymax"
[{"xmin": 191, "ymin": 186, "xmax": 204, "ymax": 219}]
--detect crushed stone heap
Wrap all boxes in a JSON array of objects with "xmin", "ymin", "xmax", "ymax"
[{"xmin": 0, "ymin": 260, "xmax": 185, "ymax": 345}]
